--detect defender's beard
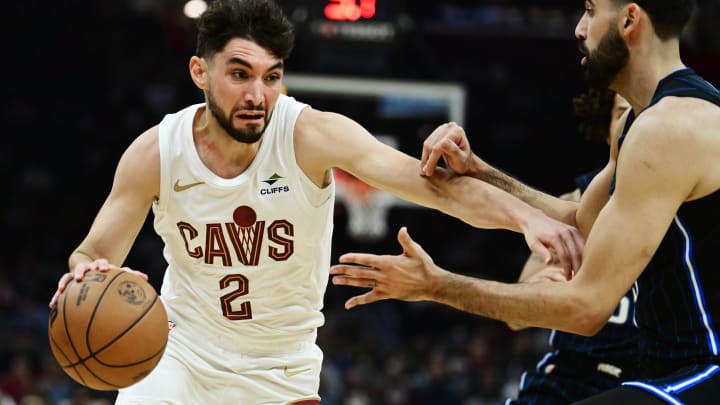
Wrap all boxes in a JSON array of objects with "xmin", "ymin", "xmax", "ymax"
[{"xmin": 582, "ymin": 25, "xmax": 630, "ymax": 90}]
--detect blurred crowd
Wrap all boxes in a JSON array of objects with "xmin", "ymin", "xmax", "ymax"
[{"xmin": 3, "ymin": 1, "xmax": 719, "ymax": 404}]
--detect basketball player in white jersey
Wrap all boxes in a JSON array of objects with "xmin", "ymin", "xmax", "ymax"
[{"xmin": 48, "ymin": 0, "xmax": 583, "ymax": 403}]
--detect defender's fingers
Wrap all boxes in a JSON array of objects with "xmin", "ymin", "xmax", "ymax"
[
  {"xmin": 569, "ymin": 231, "xmax": 585, "ymax": 273},
  {"xmin": 344, "ymin": 290, "xmax": 389, "ymax": 310},
  {"xmin": 420, "ymin": 132, "xmax": 442, "ymax": 174},
  {"xmin": 331, "ymin": 275, "xmax": 378, "ymax": 289},
  {"xmin": 528, "ymin": 241, "xmax": 555, "ymax": 267},
  {"xmin": 546, "ymin": 268, "xmax": 569, "ymax": 282},
  {"xmin": 330, "ymin": 265, "xmax": 379, "ymax": 280},
  {"xmin": 421, "ymin": 148, "xmax": 444, "ymax": 177},
  {"xmin": 396, "ymin": 227, "xmax": 420, "ymax": 256},
  {"xmin": 440, "ymin": 136, "xmax": 463, "ymax": 155},
  {"xmin": 337, "ymin": 253, "xmax": 385, "ymax": 268},
  {"xmin": 557, "ymin": 231, "xmax": 584, "ymax": 274}
]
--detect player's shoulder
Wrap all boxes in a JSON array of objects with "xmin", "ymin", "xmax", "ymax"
[
  {"xmin": 121, "ymin": 125, "xmax": 160, "ymax": 171},
  {"xmin": 295, "ymin": 106, "xmax": 355, "ymax": 139},
  {"xmin": 636, "ymin": 97, "xmax": 720, "ymax": 140},
  {"xmin": 297, "ymin": 105, "xmax": 344, "ymax": 124},
  {"xmin": 652, "ymin": 94, "xmax": 718, "ymax": 112},
  {"xmin": 133, "ymin": 125, "xmax": 160, "ymax": 149}
]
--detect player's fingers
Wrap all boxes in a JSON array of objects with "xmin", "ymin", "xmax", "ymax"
[
  {"xmin": 337, "ymin": 253, "xmax": 384, "ymax": 268},
  {"xmin": 556, "ymin": 230, "xmax": 583, "ymax": 274},
  {"xmin": 528, "ymin": 240, "xmax": 554, "ymax": 267},
  {"xmin": 95, "ymin": 259, "xmax": 111, "ymax": 271},
  {"xmin": 330, "ymin": 265, "xmax": 380, "ymax": 281},
  {"xmin": 556, "ymin": 245, "xmax": 576, "ymax": 276},
  {"xmin": 420, "ymin": 137, "xmax": 434, "ymax": 174},
  {"xmin": 331, "ymin": 275, "xmax": 378, "ymax": 290},
  {"xmin": 122, "ymin": 267, "xmax": 149, "ymax": 280},
  {"xmin": 440, "ymin": 137, "xmax": 462, "ymax": 155},
  {"xmin": 420, "ymin": 129, "xmax": 444, "ymax": 174},
  {"xmin": 568, "ymin": 230, "xmax": 585, "ymax": 273},
  {"xmin": 51, "ymin": 273, "xmax": 76, "ymax": 308},
  {"xmin": 546, "ymin": 268, "xmax": 568, "ymax": 282},
  {"xmin": 421, "ymin": 148, "xmax": 444, "ymax": 177},
  {"xmin": 397, "ymin": 227, "xmax": 420, "ymax": 257},
  {"xmin": 72, "ymin": 263, "xmax": 92, "ymax": 280},
  {"xmin": 57, "ymin": 272, "xmax": 74, "ymax": 291},
  {"xmin": 344, "ymin": 290, "xmax": 389, "ymax": 310},
  {"xmin": 49, "ymin": 290, "xmax": 60, "ymax": 309}
]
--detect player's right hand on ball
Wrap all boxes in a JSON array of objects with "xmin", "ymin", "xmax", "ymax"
[{"xmin": 49, "ymin": 259, "xmax": 148, "ymax": 308}]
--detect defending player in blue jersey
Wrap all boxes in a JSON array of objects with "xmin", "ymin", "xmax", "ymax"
[
  {"xmin": 332, "ymin": 1, "xmax": 720, "ymax": 403},
  {"xmin": 507, "ymin": 90, "xmax": 640, "ymax": 404}
]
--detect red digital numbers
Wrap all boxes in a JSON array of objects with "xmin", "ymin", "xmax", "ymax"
[{"xmin": 324, "ymin": 0, "xmax": 376, "ymax": 21}]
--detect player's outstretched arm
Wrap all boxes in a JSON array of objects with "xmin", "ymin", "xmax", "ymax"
[
  {"xmin": 504, "ymin": 256, "xmax": 568, "ymax": 331},
  {"xmin": 331, "ymin": 227, "xmax": 602, "ymax": 335},
  {"xmin": 295, "ymin": 110, "xmax": 584, "ymax": 273}
]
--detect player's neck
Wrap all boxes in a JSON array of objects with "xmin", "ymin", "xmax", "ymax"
[{"xmin": 612, "ymin": 42, "xmax": 685, "ymax": 114}]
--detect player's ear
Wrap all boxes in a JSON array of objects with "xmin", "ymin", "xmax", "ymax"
[
  {"xmin": 621, "ymin": 3, "xmax": 641, "ymax": 37},
  {"xmin": 189, "ymin": 56, "xmax": 209, "ymax": 90}
]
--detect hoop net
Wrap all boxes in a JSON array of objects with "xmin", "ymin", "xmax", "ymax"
[
  {"xmin": 334, "ymin": 169, "xmax": 396, "ymax": 241},
  {"xmin": 239, "ymin": 226, "xmax": 257, "ymax": 257}
]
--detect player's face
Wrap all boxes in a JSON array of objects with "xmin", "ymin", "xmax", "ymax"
[
  {"xmin": 575, "ymin": 0, "xmax": 630, "ymax": 89},
  {"xmin": 205, "ymin": 38, "xmax": 284, "ymax": 144}
]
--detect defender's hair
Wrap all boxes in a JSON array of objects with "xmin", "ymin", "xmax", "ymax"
[
  {"xmin": 196, "ymin": 0, "xmax": 295, "ymax": 60},
  {"xmin": 613, "ymin": 0, "xmax": 696, "ymax": 40},
  {"xmin": 573, "ymin": 88, "xmax": 617, "ymax": 143}
]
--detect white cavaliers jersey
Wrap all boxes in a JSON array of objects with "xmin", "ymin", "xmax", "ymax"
[{"xmin": 152, "ymin": 95, "xmax": 334, "ymax": 353}]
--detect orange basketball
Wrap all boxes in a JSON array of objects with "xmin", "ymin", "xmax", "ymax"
[{"xmin": 48, "ymin": 268, "xmax": 168, "ymax": 391}]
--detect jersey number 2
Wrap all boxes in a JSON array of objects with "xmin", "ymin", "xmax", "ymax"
[{"xmin": 219, "ymin": 274, "xmax": 252, "ymax": 320}]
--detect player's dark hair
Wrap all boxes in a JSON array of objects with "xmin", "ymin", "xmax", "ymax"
[
  {"xmin": 196, "ymin": 0, "xmax": 295, "ymax": 60},
  {"xmin": 573, "ymin": 88, "xmax": 616, "ymax": 143},
  {"xmin": 613, "ymin": 0, "xmax": 696, "ymax": 40}
]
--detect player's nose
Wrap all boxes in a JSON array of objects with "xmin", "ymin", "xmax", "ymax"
[
  {"xmin": 244, "ymin": 78, "xmax": 264, "ymax": 104},
  {"xmin": 575, "ymin": 13, "xmax": 588, "ymax": 40}
]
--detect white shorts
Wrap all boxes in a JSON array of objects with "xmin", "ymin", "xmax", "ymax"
[{"xmin": 115, "ymin": 326, "xmax": 323, "ymax": 404}]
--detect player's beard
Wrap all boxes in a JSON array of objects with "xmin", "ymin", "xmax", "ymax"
[
  {"xmin": 581, "ymin": 24, "xmax": 629, "ymax": 90},
  {"xmin": 207, "ymin": 88, "xmax": 268, "ymax": 144}
]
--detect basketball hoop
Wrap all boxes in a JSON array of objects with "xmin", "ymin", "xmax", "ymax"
[{"xmin": 334, "ymin": 169, "xmax": 395, "ymax": 241}]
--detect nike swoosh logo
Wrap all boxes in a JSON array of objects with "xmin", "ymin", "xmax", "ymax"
[
  {"xmin": 283, "ymin": 366, "xmax": 311, "ymax": 378},
  {"xmin": 173, "ymin": 180, "xmax": 205, "ymax": 192}
]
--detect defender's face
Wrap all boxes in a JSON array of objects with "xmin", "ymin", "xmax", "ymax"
[
  {"xmin": 575, "ymin": 0, "xmax": 629, "ymax": 89},
  {"xmin": 205, "ymin": 38, "xmax": 285, "ymax": 144}
]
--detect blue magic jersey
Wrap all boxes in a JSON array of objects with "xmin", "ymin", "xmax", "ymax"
[
  {"xmin": 548, "ymin": 172, "xmax": 638, "ymax": 364},
  {"xmin": 508, "ymin": 172, "xmax": 639, "ymax": 405},
  {"xmin": 615, "ymin": 68, "xmax": 720, "ymax": 377}
]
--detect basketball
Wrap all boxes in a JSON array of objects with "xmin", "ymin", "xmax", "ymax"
[{"xmin": 48, "ymin": 268, "xmax": 168, "ymax": 391}]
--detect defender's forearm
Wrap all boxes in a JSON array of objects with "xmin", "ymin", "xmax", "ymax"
[{"xmin": 466, "ymin": 155, "xmax": 578, "ymax": 225}]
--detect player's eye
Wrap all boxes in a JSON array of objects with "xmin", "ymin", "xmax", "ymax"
[{"xmin": 265, "ymin": 73, "xmax": 281, "ymax": 83}]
